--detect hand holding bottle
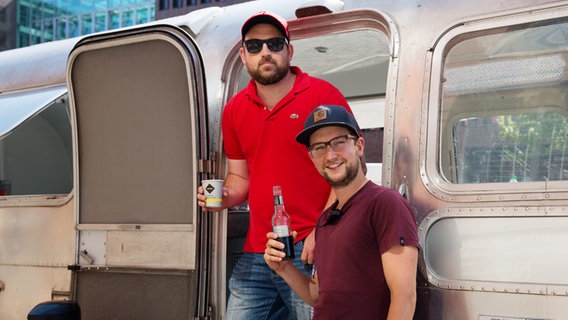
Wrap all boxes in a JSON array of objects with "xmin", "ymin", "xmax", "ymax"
[
  {"xmin": 272, "ymin": 186, "xmax": 295, "ymax": 260},
  {"xmin": 264, "ymin": 230, "xmax": 297, "ymax": 271}
]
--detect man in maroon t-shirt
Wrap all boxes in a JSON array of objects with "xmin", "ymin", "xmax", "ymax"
[{"xmin": 265, "ymin": 105, "xmax": 419, "ymax": 319}]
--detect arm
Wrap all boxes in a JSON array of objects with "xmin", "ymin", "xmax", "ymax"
[
  {"xmin": 265, "ymin": 231, "xmax": 319, "ymax": 306},
  {"xmin": 197, "ymin": 159, "xmax": 249, "ymax": 211},
  {"xmin": 382, "ymin": 245, "xmax": 419, "ymax": 320},
  {"xmin": 300, "ymin": 230, "xmax": 315, "ymax": 264}
]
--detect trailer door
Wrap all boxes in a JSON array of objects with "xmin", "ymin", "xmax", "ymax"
[{"xmin": 67, "ymin": 25, "xmax": 209, "ymax": 320}]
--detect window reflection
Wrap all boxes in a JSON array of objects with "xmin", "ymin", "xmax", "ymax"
[
  {"xmin": 453, "ymin": 112, "xmax": 568, "ymax": 183},
  {"xmin": 426, "ymin": 217, "xmax": 568, "ymax": 285},
  {"xmin": 441, "ymin": 20, "xmax": 568, "ymax": 184}
]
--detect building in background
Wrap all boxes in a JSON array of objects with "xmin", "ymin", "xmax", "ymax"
[
  {"xmin": 0, "ymin": 0, "xmax": 246, "ymax": 52},
  {"xmin": 155, "ymin": 0, "xmax": 245, "ymax": 21},
  {"xmin": 0, "ymin": 0, "xmax": 16, "ymax": 51},
  {"xmin": 16, "ymin": 0, "xmax": 155, "ymax": 48}
]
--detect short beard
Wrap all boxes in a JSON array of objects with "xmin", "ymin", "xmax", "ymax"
[
  {"xmin": 248, "ymin": 59, "xmax": 290, "ymax": 85},
  {"xmin": 323, "ymin": 157, "xmax": 359, "ymax": 188}
]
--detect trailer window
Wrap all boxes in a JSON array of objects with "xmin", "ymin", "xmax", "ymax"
[
  {"xmin": 440, "ymin": 20, "xmax": 568, "ymax": 184},
  {"xmin": 0, "ymin": 88, "xmax": 72, "ymax": 196}
]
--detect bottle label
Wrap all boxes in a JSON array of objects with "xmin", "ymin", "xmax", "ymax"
[{"xmin": 273, "ymin": 225, "xmax": 289, "ymax": 237}]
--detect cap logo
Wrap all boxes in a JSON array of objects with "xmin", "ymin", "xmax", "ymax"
[{"xmin": 313, "ymin": 109, "xmax": 328, "ymax": 123}]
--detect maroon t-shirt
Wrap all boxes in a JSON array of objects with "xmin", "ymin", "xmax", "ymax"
[{"xmin": 313, "ymin": 181, "xmax": 419, "ymax": 319}]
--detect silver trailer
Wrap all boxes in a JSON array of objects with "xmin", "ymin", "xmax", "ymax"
[{"xmin": 1, "ymin": 0, "xmax": 568, "ymax": 318}]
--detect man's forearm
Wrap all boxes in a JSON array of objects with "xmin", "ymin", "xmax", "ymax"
[{"xmin": 276, "ymin": 262, "xmax": 319, "ymax": 306}]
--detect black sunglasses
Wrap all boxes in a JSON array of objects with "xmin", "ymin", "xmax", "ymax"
[
  {"xmin": 243, "ymin": 38, "xmax": 288, "ymax": 53},
  {"xmin": 318, "ymin": 202, "xmax": 344, "ymax": 228}
]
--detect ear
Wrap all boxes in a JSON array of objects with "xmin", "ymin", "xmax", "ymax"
[
  {"xmin": 239, "ymin": 46, "xmax": 246, "ymax": 64},
  {"xmin": 288, "ymin": 43, "xmax": 294, "ymax": 60},
  {"xmin": 356, "ymin": 137, "xmax": 365, "ymax": 156}
]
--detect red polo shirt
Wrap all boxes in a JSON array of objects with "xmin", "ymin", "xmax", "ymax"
[{"xmin": 222, "ymin": 66, "xmax": 351, "ymax": 252}]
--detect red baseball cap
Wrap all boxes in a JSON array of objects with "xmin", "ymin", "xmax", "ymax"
[{"xmin": 241, "ymin": 11, "xmax": 290, "ymax": 42}]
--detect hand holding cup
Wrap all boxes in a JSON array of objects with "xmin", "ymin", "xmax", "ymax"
[{"xmin": 200, "ymin": 179, "xmax": 224, "ymax": 209}]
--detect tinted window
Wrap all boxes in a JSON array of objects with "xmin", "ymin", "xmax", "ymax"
[{"xmin": 0, "ymin": 92, "xmax": 72, "ymax": 196}]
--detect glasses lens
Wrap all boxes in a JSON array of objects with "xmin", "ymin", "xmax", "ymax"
[
  {"xmin": 244, "ymin": 38, "xmax": 286, "ymax": 53},
  {"xmin": 266, "ymin": 38, "xmax": 285, "ymax": 51},
  {"xmin": 330, "ymin": 136, "xmax": 348, "ymax": 151},
  {"xmin": 309, "ymin": 143, "xmax": 327, "ymax": 157},
  {"xmin": 244, "ymin": 39, "xmax": 262, "ymax": 53}
]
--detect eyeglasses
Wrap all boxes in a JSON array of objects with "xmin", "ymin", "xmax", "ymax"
[
  {"xmin": 308, "ymin": 134, "xmax": 358, "ymax": 158},
  {"xmin": 243, "ymin": 38, "xmax": 288, "ymax": 53}
]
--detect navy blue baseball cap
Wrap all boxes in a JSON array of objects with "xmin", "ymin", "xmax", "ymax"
[{"xmin": 296, "ymin": 105, "xmax": 361, "ymax": 147}]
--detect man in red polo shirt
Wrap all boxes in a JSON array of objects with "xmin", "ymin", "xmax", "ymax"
[{"xmin": 196, "ymin": 11, "xmax": 350, "ymax": 320}]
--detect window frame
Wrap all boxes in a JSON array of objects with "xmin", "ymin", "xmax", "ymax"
[
  {"xmin": 424, "ymin": 6, "xmax": 568, "ymax": 200},
  {"xmin": 0, "ymin": 85, "xmax": 73, "ymax": 203}
]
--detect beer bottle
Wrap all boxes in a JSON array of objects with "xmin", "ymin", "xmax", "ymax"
[{"xmin": 272, "ymin": 185, "xmax": 295, "ymax": 260}]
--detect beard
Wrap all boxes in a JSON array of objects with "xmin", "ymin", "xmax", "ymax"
[
  {"xmin": 248, "ymin": 58, "xmax": 290, "ymax": 85},
  {"xmin": 322, "ymin": 156, "xmax": 359, "ymax": 188}
]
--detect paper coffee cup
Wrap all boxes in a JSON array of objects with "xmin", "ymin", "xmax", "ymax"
[{"xmin": 201, "ymin": 179, "xmax": 224, "ymax": 208}]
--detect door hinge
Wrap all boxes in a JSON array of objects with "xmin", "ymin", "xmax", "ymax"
[
  {"xmin": 198, "ymin": 152, "xmax": 217, "ymax": 177},
  {"xmin": 194, "ymin": 305, "xmax": 215, "ymax": 320},
  {"xmin": 67, "ymin": 264, "xmax": 81, "ymax": 271}
]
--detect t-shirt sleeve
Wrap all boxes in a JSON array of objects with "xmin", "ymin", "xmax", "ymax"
[{"xmin": 372, "ymin": 189, "xmax": 419, "ymax": 254}]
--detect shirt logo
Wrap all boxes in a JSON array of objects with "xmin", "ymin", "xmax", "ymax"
[{"xmin": 290, "ymin": 113, "xmax": 299, "ymax": 119}]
